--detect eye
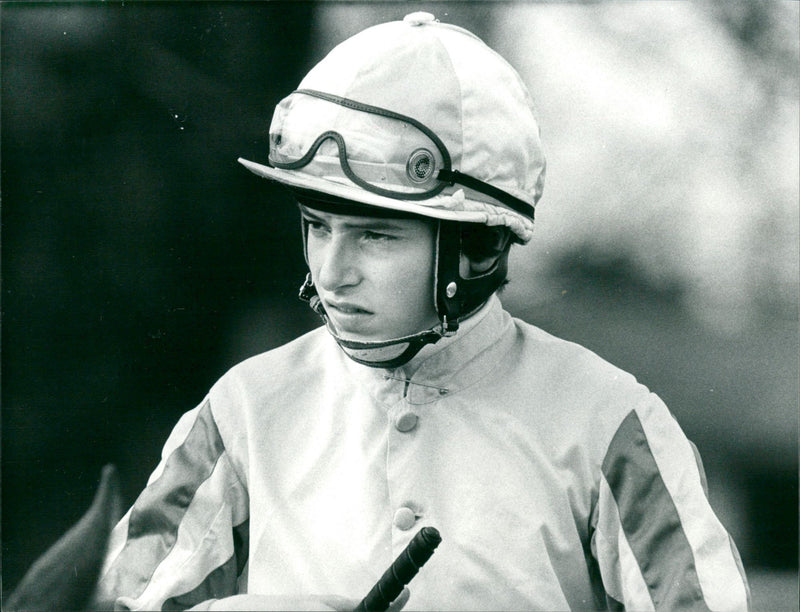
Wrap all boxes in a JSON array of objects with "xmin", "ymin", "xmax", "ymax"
[
  {"xmin": 362, "ymin": 230, "xmax": 395, "ymax": 242},
  {"xmin": 305, "ymin": 219, "xmax": 330, "ymax": 236}
]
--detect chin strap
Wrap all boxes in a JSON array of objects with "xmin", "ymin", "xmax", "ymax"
[{"xmin": 299, "ymin": 274, "xmax": 452, "ymax": 369}]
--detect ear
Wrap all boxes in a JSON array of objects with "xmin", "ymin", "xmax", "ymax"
[
  {"xmin": 458, "ymin": 251, "xmax": 501, "ymax": 277},
  {"xmin": 458, "ymin": 229, "xmax": 512, "ymax": 278}
]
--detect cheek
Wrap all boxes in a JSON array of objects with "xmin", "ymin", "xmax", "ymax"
[
  {"xmin": 384, "ymin": 252, "xmax": 437, "ymax": 315},
  {"xmin": 305, "ymin": 234, "xmax": 327, "ymax": 279},
  {"xmin": 391, "ymin": 270, "xmax": 429, "ymax": 302}
]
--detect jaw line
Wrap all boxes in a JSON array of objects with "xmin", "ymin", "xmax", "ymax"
[{"xmin": 307, "ymin": 292, "xmax": 447, "ymax": 368}]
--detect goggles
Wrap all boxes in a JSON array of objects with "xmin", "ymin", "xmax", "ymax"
[{"xmin": 268, "ymin": 89, "xmax": 535, "ymax": 221}]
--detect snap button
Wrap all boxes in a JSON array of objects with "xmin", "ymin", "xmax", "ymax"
[
  {"xmin": 393, "ymin": 507, "xmax": 417, "ymax": 531},
  {"xmin": 404, "ymin": 12, "xmax": 436, "ymax": 26},
  {"xmin": 395, "ymin": 411, "xmax": 419, "ymax": 432}
]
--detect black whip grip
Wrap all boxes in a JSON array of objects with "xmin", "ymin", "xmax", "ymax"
[{"xmin": 354, "ymin": 526, "xmax": 441, "ymax": 612}]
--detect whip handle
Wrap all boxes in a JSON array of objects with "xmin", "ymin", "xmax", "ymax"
[{"xmin": 354, "ymin": 526, "xmax": 441, "ymax": 612}]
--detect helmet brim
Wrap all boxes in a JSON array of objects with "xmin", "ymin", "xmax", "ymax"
[{"xmin": 238, "ymin": 157, "xmax": 500, "ymax": 225}]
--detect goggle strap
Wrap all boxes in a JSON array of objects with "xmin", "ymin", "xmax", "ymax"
[{"xmin": 437, "ymin": 169, "xmax": 534, "ymax": 221}]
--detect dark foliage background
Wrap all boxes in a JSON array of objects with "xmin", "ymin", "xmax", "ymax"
[{"xmin": 2, "ymin": 1, "xmax": 320, "ymax": 592}]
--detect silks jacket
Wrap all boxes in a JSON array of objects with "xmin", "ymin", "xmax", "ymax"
[{"xmin": 97, "ymin": 296, "xmax": 750, "ymax": 611}]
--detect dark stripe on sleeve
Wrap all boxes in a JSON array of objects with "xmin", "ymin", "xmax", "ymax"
[
  {"xmin": 106, "ymin": 400, "xmax": 226, "ymax": 599},
  {"xmin": 605, "ymin": 592, "xmax": 625, "ymax": 611},
  {"xmin": 233, "ymin": 518, "xmax": 250, "ymax": 577},
  {"xmin": 160, "ymin": 519, "xmax": 250, "ymax": 611},
  {"xmin": 160, "ymin": 555, "xmax": 236, "ymax": 611},
  {"xmin": 601, "ymin": 410, "xmax": 708, "ymax": 611}
]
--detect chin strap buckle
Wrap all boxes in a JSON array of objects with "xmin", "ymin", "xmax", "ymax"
[
  {"xmin": 298, "ymin": 273, "xmax": 326, "ymax": 316},
  {"xmin": 441, "ymin": 315, "xmax": 459, "ymax": 337},
  {"xmin": 298, "ymin": 272, "xmax": 316, "ymax": 302}
]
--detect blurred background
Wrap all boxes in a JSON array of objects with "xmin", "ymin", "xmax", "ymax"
[{"xmin": 2, "ymin": 1, "xmax": 797, "ymax": 608}]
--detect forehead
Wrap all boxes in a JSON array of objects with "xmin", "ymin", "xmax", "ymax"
[{"xmin": 299, "ymin": 205, "xmax": 435, "ymax": 232}]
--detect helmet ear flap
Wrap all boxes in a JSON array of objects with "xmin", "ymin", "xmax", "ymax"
[
  {"xmin": 435, "ymin": 221, "xmax": 463, "ymax": 332},
  {"xmin": 299, "ymin": 209, "xmax": 310, "ymax": 265},
  {"xmin": 435, "ymin": 221, "xmax": 511, "ymax": 331}
]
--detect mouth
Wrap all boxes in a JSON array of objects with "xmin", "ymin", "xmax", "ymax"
[{"xmin": 325, "ymin": 300, "xmax": 373, "ymax": 316}]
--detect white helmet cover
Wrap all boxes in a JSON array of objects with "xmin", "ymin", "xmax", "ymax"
[{"xmin": 238, "ymin": 12, "xmax": 546, "ymax": 244}]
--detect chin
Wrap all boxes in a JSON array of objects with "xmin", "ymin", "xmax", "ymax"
[
  {"xmin": 331, "ymin": 320, "xmax": 408, "ymax": 343},
  {"xmin": 328, "ymin": 318, "xmax": 379, "ymax": 340}
]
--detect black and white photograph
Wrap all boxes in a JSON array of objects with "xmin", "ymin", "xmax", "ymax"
[{"xmin": 2, "ymin": 2, "xmax": 798, "ymax": 610}]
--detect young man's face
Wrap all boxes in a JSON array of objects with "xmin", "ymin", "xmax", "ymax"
[{"xmin": 301, "ymin": 206, "xmax": 440, "ymax": 342}]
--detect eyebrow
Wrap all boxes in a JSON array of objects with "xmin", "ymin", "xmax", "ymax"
[{"xmin": 299, "ymin": 207, "xmax": 411, "ymax": 232}]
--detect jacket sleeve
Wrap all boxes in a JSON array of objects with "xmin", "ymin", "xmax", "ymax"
[
  {"xmin": 591, "ymin": 397, "xmax": 750, "ymax": 611},
  {"xmin": 96, "ymin": 398, "xmax": 250, "ymax": 611}
]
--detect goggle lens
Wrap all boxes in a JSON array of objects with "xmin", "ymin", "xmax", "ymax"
[{"xmin": 269, "ymin": 90, "xmax": 449, "ymax": 200}]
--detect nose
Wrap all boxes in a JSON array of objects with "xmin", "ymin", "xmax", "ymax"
[{"xmin": 314, "ymin": 233, "xmax": 361, "ymax": 292}]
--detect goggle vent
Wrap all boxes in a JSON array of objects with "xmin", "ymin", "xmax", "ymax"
[{"xmin": 407, "ymin": 148, "xmax": 436, "ymax": 184}]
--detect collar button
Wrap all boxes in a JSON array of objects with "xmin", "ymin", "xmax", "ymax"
[
  {"xmin": 393, "ymin": 507, "xmax": 417, "ymax": 531},
  {"xmin": 395, "ymin": 411, "xmax": 419, "ymax": 432}
]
